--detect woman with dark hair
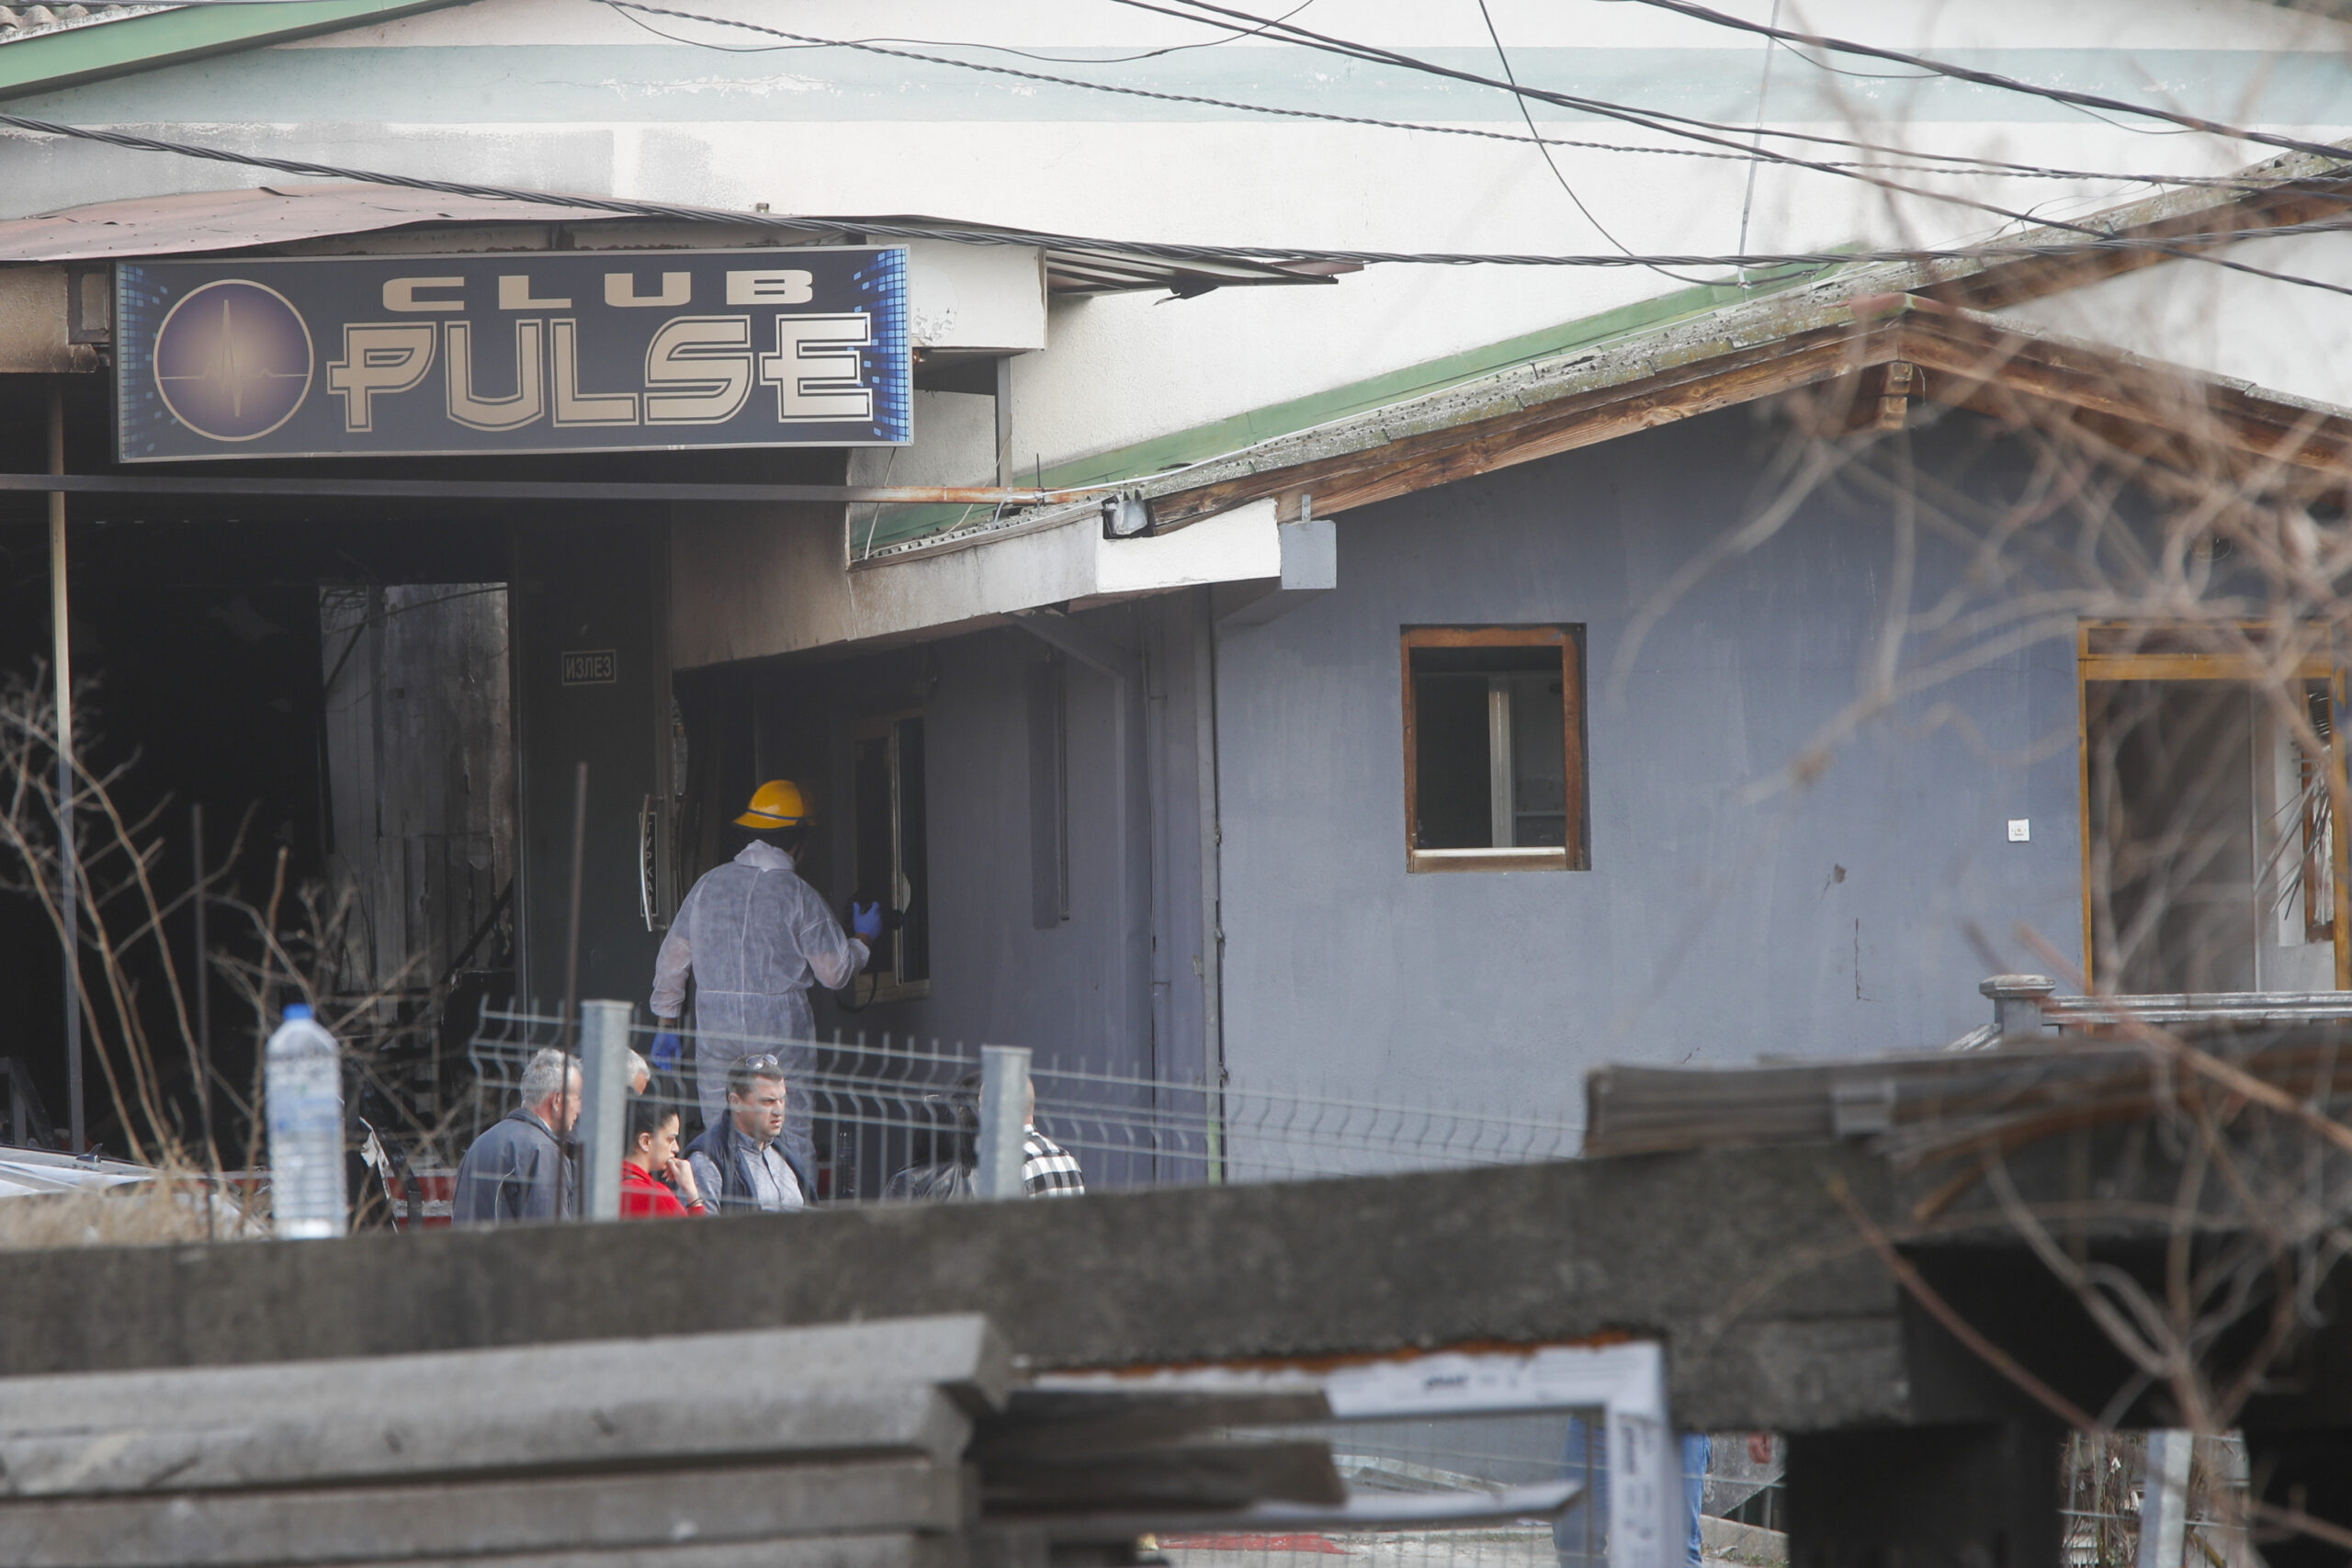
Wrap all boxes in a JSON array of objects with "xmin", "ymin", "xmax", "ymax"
[{"xmin": 620, "ymin": 1093, "xmax": 709, "ymax": 1219}]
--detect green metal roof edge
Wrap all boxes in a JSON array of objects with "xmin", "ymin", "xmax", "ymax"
[
  {"xmin": 866, "ymin": 265, "xmax": 1831, "ymax": 549},
  {"xmin": 0, "ymin": 0, "xmax": 472, "ymax": 101}
]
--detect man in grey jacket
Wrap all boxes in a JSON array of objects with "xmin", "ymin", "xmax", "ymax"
[{"xmin": 451, "ymin": 1048, "xmax": 580, "ymax": 1224}]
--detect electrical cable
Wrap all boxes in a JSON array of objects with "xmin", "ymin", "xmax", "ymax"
[
  {"xmin": 1732, "ymin": 0, "xmax": 1783, "ymax": 283},
  {"xmin": 1100, "ymin": 0, "xmax": 2352, "ymax": 304},
  {"xmin": 595, "ymin": 0, "xmax": 2327, "ymax": 196},
  {"xmin": 1105, "ymin": 0, "xmax": 2280, "ymax": 185},
  {"xmin": 1607, "ymin": 0, "xmax": 2352, "ymax": 164},
  {"xmin": 1471, "ymin": 0, "xmax": 1719, "ymax": 288},
  {"xmin": 594, "ymin": 1, "xmax": 1868, "ymax": 178},
  {"xmin": 11, "ymin": 109, "xmax": 2352, "ymax": 298},
  {"xmin": 607, "ymin": 0, "xmax": 1327, "ymax": 65}
]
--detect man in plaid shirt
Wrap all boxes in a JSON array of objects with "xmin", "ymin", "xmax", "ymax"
[{"xmin": 1022, "ymin": 1079, "xmax": 1085, "ymax": 1197}]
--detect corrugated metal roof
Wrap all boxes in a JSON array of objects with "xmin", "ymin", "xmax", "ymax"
[
  {"xmin": 0, "ymin": 183, "xmax": 1352, "ymax": 296},
  {"xmin": 0, "ymin": 183, "xmax": 621, "ymax": 261},
  {"xmin": 0, "ymin": 4, "xmax": 170, "ymax": 44}
]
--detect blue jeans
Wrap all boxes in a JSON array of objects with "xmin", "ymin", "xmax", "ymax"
[{"xmin": 1555, "ymin": 1422, "xmax": 1711, "ymax": 1566}]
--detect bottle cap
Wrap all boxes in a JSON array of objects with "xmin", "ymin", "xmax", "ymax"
[{"xmin": 283, "ymin": 1003, "xmax": 313, "ymax": 1023}]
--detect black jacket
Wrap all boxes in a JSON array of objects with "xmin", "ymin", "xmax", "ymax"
[
  {"xmin": 685, "ymin": 1118, "xmax": 817, "ymax": 1213},
  {"xmin": 451, "ymin": 1109, "xmax": 574, "ymax": 1224}
]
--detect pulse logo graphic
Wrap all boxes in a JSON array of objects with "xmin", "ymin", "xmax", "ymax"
[{"xmin": 152, "ymin": 280, "xmax": 314, "ymax": 442}]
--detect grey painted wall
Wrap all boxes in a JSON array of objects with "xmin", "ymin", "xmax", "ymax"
[
  {"xmin": 1211, "ymin": 407, "xmax": 2085, "ymax": 1130},
  {"xmin": 783, "ymin": 606, "xmax": 1215, "ymax": 1089}
]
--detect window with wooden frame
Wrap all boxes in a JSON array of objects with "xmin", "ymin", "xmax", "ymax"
[
  {"xmin": 850, "ymin": 713, "xmax": 930, "ymax": 999},
  {"xmin": 1401, "ymin": 626, "xmax": 1586, "ymax": 873},
  {"xmin": 2078, "ymin": 620, "xmax": 2346, "ymax": 992}
]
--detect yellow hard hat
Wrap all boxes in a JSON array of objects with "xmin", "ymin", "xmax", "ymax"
[{"xmin": 735, "ymin": 779, "xmax": 812, "ymax": 829}]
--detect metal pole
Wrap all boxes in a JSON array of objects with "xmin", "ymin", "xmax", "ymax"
[
  {"xmin": 976, "ymin": 1044, "xmax": 1030, "ymax": 1200},
  {"xmin": 576, "ymin": 1000, "xmax": 630, "ymax": 1222},
  {"xmin": 190, "ymin": 802, "xmax": 213, "ymax": 1156},
  {"xmin": 48, "ymin": 381, "xmax": 81, "ymax": 1156},
  {"xmin": 559, "ymin": 761, "xmax": 588, "ymax": 1215},
  {"xmin": 993, "ymin": 355, "xmax": 1013, "ymax": 488},
  {"xmin": 2136, "ymin": 1430, "xmax": 2192, "ymax": 1568}
]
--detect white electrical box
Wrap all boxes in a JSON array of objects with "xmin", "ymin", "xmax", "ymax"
[{"xmin": 2007, "ymin": 818, "xmax": 2031, "ymax": 842}]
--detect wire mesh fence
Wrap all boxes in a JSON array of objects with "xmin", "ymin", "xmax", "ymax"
[
  {"xmin": 458, "ymin": 1005, "xmax": 1586, "ymax": 1205},
  {"xmin": 2059, "ymin": 1431, "xmax": 2252, "ymax": 1568}
]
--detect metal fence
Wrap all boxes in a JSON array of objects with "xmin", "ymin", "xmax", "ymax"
[
  {"xmin": 457, "ymin": 1004, "xmax": 1585, "ymax": 1205},
  {"xmin": 2060, "ymin": 1431, "xmax": 2252, "ymax": 1568}
]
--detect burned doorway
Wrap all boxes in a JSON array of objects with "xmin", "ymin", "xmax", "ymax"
[
  {"xmin": 2082, "ymin": 624, "xmax": 2344, "ymax": 994},
  {"xmin": 319, "ymin": 583, "xmax": 516, "ymax": 1122}
]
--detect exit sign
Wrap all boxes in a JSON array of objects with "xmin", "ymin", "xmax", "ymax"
[{"xmin": 561, "ymin": 649, "xmax": 616, "ymax": 685}]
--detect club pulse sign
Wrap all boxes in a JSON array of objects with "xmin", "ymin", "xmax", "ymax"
[{"xmin": 114, "ymin": 248, "xmax": 910, "ymax": 461}]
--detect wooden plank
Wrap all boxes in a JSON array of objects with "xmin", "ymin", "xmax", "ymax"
[
  {"xmin": 1925, "ymin": 186, "xmax": 2352, "ymax": 313},
  {"xmin": 2080, "ymin": 653, "xmax": 2335, "ymax": 682},
  {"xmin": 0, "ymin": 1383, "xmax": 969, "ymax": 1498},
  {"xmin": 1148, "ymin": 331, "xmax": 1869, "ymax": 527},
  {"xmin": 1897, "ymin": 317, "xmax": 2352, "ymax": 472},
  {"xmin": 1408, "ymin": 848, "xmax": 1570, "ymax": 874},
  {"xmin": 0, "ymin": 1459, "xmax": 968, "ymax": 1568},
  {"xmin": 0, "ymin": 1316, "xmax": 1010, "ymax": 1441}
]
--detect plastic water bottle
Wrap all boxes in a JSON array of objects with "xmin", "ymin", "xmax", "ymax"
[{"xmin": 266, "ymin": 1003, "xmax": 346, "ymax": 1239}]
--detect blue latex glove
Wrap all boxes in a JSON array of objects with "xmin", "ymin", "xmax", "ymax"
[
  {"xmin": 650, "ymin": 1031, "xmax": 683, "ymax": 1076},
  {"xmin": 852, "ymin": 901, "xmax": 883, "ymax": 942}
]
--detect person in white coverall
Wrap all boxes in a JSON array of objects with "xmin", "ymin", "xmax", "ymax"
[{"xmin": 650, "ymin": 779, "xmax": 880, "ymax": 1178}]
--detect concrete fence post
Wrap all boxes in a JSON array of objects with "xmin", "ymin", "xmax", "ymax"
[
  {"xmin": 2136, "ymin": 1430, "xmax": 2192, "ymax": 1568},
  {"xmin": 976, "ymin": 1045, "xmax": 1031, "ymax": 1201},
  {"xmin": 1980, "ymin": 975, "xmax": 2057, "ymax": 1038},
  {"xmin": 577, "ymin": 1000, "xmax": 633, "ymax": 1222}
]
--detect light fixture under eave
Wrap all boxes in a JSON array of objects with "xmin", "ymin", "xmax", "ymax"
[{"xmin": 1101, "ymin": 492, "xmax": 1154, "ymax": 539}]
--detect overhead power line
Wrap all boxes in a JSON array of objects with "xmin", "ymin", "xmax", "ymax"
[
  {"xmin": 8, "ymin": 107, "xmax": 2352, "ymax": 299},
  {"xmin": 611, "ymin": 0, "xmax": 2352, "ymax": 306},
  {"xmin": 1116, "ymin": 0, "xmax": 2320, "ymax": 222},
  {"xmin": 607, "ymin": 0, "xmax": 1326, "ymax": 66},
  {"xmin": 1100, "ymin": 0, "xmax": 2352, "ymax": 307},
  {"xmin": 1469, "ymin": 0, "xmax": 1717, "ymax": 287},
  {"xmin": 597, "ymin": 0, "xmax": 2072, "ymax": 188},
  {"xmin": 602, "ymin": 0, "xmax": 2338, "ymax": 197},
  {"xmin": 1614, "ymin": 0, "xmax": 2352, "ymax": 166}
]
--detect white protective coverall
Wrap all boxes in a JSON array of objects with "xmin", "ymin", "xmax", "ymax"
[{"xmin": 649, "ymin": 841, "xmax": 868, "ymax": 1168}]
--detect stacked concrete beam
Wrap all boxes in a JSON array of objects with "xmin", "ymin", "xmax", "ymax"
[{"xmin": 0, "ymin": 1315, "xmax": 1009, "ymax": 1567}]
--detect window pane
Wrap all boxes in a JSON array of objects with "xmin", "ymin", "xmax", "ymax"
[
  {"xmin": 1405, "ymin": 633, "xmax": 1581, "ymax": 868},
  {"xmin": 1507, "ymin": 671, "xmax": 1568, "ymax": 847},
  {"xmin": 1413, "ymin": 671, "xmax": 1494, "ymax": 849}
]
